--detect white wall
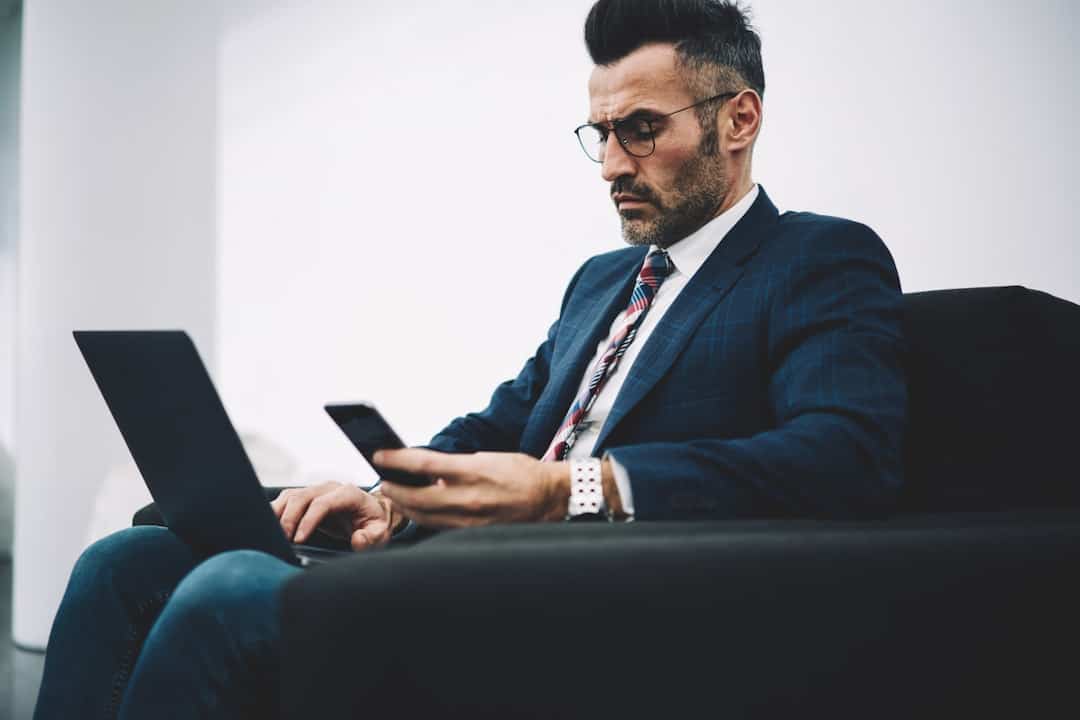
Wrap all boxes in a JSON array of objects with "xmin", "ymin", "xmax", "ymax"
[
  {"xmin": 218, "ymin": 0, "xmax": 1079, "ymax": 487},
  {"xmin": 0, "ymin": 2, "xmax": 20, "ymax": 558},
  {"xmin": 219, "ymin": 0, "xmax": 611, "ymax": 487},
  {"xmin": 751, "ymin": 0, "xmax": 1079, "ymax": 300},
  {"xmin": 14, "ymin": 0, "xmax": 219, "ymax": 648}
]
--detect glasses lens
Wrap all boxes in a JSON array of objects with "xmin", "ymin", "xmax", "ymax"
[
  {"xmin": 618, "ymin": 118, "xmax": 655, "ymax": 158},
  {"xmin": 575, "ymin": 120, "xmax": 655, "ymax": 162},
  {"xmin": 576, "ymin": 125, "xmax": 606, "ymax": 163}
]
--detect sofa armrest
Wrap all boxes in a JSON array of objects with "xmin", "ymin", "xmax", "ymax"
[{"xmin": 280, "ymin": 512, "xmax": 1080, "ymax": 718}]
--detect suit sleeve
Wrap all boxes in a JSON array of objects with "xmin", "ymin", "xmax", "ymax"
[
  {"xmin": 425, "ymin": 259, "xmax": 593, "ymax": 454},
  {"xmin": 607, "ymin": 223, "xmax": 908, "ymax": 520}
]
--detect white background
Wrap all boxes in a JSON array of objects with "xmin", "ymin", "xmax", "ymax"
[
  {"xmin": 12, "ymin": 0, "xmax": 218, "ymax": 646},
  {"xmin": 5, "ymin": 0, "xmax": 1079, "ymax": 645}
]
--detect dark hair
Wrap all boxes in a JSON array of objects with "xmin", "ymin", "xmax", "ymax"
[{"xmin": 584, "ymin": 0, "xmax": 765, "ymax": 100}]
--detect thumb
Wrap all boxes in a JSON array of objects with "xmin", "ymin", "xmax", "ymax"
[{"xmin": 350, "ymin": 524, "xmax": 386, "ymax": 552}]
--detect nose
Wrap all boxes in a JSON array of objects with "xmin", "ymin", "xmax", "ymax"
[{"xmin": 600, "ymin": 132, "xmax": 637, "ymax": 183}]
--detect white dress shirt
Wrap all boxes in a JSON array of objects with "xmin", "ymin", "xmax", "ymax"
[{"xmin": 564, "ymin": 184, "xmax": 760, "ymax": 516}]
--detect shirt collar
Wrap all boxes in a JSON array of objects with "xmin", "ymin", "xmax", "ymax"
[{"xmin": 655, "ymin": 183, "xmax": 759, "ymax": 279}]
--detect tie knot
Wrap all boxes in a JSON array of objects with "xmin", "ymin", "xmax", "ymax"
[{"xmin": 640, "ymin": 249, "xmax": 673, "ymax": 288}]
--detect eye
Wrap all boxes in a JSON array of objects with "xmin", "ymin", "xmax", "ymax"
[{"xmin": 620, "ymin": 117, "xmax": 653, "ymax": 142}]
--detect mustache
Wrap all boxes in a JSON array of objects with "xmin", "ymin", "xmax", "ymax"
[{"xmin": 610, "ymin": 178, "xmax": 657, "ymax": 204}]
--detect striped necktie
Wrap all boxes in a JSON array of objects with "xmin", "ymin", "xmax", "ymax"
[{"xmin": 542, "ymin": 249, "xmax": 674, "ymax": 461}]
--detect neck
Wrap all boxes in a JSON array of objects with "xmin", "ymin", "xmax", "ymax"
[{"xmin": 714, "ymin": 170, "xmax": 754, "ymax": 218}]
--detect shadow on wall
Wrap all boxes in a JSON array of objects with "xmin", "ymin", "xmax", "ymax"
[{"xmin": 0, "ymin": 443, "xmax": 12, "ymax": 559}]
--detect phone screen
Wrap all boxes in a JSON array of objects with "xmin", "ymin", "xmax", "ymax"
[{"xmin": 324, "ymin": 403, "xmax": 432, "ymax": 486}]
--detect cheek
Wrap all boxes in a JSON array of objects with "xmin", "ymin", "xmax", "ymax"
[{"xmin": 640, "ymin": 149, "xmax": 693, "ymax": 195}]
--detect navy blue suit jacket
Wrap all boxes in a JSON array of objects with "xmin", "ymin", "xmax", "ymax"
[{"xmin": 428, "ymin": 188, "xmax": 907, "ymax": 520}]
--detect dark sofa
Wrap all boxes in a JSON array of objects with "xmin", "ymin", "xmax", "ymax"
[{"xmin": 136, "ymin": 285, "xmax": 1080, "ymax": 718}]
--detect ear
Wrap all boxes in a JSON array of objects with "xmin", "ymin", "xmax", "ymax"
[{"xmin": 722, "ymin": 89, "xmax": 762, "ymax": 154}]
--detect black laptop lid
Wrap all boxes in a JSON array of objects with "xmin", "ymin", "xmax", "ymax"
[{"xmin": 74, "ymin": 330, "xmax": 296, "ymax": 564}]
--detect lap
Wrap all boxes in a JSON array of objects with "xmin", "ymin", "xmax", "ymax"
[
  {"xmin": 120, "ymin": 551, "xmax": 300, "ymax": 718},
  {"xmin": 73, "ymin": 527, "xmax": 299, "ymax": 622}
]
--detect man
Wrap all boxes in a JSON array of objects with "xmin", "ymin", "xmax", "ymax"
[{"xmin": 34, "ymin": 1, "xmax": 906, "ymax": 717}]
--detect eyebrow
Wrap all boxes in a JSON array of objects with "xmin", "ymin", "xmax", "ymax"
[{"xmin": 586, "ymin": 106, "xmax": 667, "ymax": 126}]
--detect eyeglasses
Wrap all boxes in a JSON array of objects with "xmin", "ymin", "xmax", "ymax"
[{"xmin": 573, "ymin": 91, "xmax": 739, "ymax": 163}]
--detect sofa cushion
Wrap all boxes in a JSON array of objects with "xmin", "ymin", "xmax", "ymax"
[
  {"xmin": 901, "ymin": 286, "xmax": 1080, "ymax": 511},
  {"xmin": 280, "ymin": 514, "xmax": 1080, "ymax": 718}
]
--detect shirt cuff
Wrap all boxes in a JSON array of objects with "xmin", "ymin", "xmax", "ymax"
[
  {"xmin": 390, "ymin": 519, "xmax": 419, "ymax": 541},
  {"xmin": 603, "ymin": 451, "xmax": 635, "ymax": 520}
]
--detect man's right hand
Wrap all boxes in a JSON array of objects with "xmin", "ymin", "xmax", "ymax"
[{"xmin": 270, "ymin": 482, "xmax": 399, "ymax": 552}]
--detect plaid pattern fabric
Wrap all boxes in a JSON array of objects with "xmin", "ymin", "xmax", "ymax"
[{"xmin": 542, "ymin": 249, "xmax": 673, "ymax": 461}]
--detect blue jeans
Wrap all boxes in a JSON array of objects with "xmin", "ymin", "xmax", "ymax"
[{"xmin": 33, "ymin": 525, "xmax": 300, "ymax": 719}]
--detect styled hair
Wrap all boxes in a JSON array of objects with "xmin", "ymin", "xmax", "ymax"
[{"xmin": 584, "ymin": 0, "xmax": 765, "ymax": 100}]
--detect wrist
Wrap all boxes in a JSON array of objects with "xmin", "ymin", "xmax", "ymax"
[{"xmin": 541, "ymin": 462, "xmax": 572, "ymax": 522}]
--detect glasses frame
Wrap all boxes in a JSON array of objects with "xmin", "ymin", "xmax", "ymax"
[{"xmin": 573, "ymin": 90, "xmax": 740, "ymax": 163}]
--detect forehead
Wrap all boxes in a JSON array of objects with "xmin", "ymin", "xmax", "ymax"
[{"xmin": 587, "ymin": 43, "xmax": 693, "ymax": 122}]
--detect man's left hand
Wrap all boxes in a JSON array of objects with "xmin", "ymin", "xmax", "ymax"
[{"xmin": 373, "ymin": 449, "xmax": 569, "ymax": 528}]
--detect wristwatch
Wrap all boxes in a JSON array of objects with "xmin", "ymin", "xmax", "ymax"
[{"xmin": 565, "ymin": 458, "xmax": 609, "ymax": 522}]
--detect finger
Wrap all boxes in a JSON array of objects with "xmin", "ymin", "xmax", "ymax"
[
  {"xmin": 279, "ymin": 483, "xmax": 343, "ymax": 538},
  {"xmin": 372, "ymin": 448, "xmax": 474, "ymax": 482},
  {"xmin": 380, "ymin": 479, "xmax": 490, "ymax": 519},
  {"xmin": 293, "ymin": 488, "xmax": 349, "ymax": 544},
  {"xmin": 378, "ymin": 478, "xmax": 458, "ymax": 514},
  {"xmin": 270, "ymin": 489, "xmax": 294, "ymax": 518},
  {"xmin": 279, "ymin": 492, "xmax": 319, "ymax": 541},
  {"xmin": 350, "ymin": 519, "xmax": 390, "ymax": 552}
]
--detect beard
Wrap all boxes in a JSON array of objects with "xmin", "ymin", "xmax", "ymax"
[{"xmin": 614, "ymin": 149, "xmax": 728, "ymax": 249}]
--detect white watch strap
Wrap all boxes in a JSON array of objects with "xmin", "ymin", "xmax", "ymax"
[
  {"xmin": 604, "ymin": 451, "xmax": 635, "ymax": 520},
  {"xmin": 567, "ymin": 458, "xmax": 606, "ymax": 518}
]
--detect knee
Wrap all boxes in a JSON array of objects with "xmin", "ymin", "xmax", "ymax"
[
  {"xmin": 69, "ymin": 525, "xmax": 184, "ymax": 590},
  {"xmin": 165, "ymin": 550, "xmax": 297, "ymax": 626}
]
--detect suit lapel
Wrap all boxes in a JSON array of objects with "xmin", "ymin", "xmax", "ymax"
[
  {"xmin": 593, "ymin": 188, "xmax": 780, "ymax": 453},
  {"xmin": 522, "ymin": 248, "xmax": 646, "ymax": 457}
]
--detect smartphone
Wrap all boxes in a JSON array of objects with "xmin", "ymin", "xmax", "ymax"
[{"xmin": 324, "ymin": 403, "xmax": 432, "ymax": 486}]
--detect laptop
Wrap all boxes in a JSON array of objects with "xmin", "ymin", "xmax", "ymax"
[{"xmin": 74, "ymin": 330, "xmax": 352, "ymax": 567}]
